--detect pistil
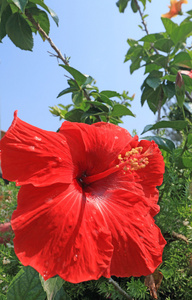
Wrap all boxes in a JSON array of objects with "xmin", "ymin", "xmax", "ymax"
[{"xmin": 82, "ymin": 146, "xmax": 149, "ymax": 185}]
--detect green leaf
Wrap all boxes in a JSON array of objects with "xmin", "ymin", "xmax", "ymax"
[
  {"xmin": 171, "ymin": 51, "xmax": 192, "ymax": 68},
  {"xmin": 0, "ymin": 0, "xmax": 9, "ymax": 17},
  {"xmin": 54, "ymin": 287, "xmax": 71, "ymax": 300},
  {"xmin": 91, "ymin": 92, "xmax": 113, "ymax": 106},
  {"xmin": 7, "ymin": 266, "xmax": 46, "ymax": 300},
  {"xmin": 111, "ymin": 104, "xmax": 135, "ymax": 117},
  {"xmin": 6, "ymin": 12, "xmax": 33, "ymax": 50},
  {"xmin": 88, "ymin": 101, "xmax": 109, "ymax": 112},
  {"xmin": 100, "ymin": 90, "xmax": 121, "ymax": 98},
  {"xmin": 72, "ymin": 90, "xmax": 84, "ymax": 106},
  {"xmin": 130, "ymin": 57, "xmax": 141, "ymax": 74},
  {"xmin": 154, "ymin": 38, "xmax": 174, "ymax": 53},
  {"xmin": 60, "ymin": 65, "xmax": 87, "ymax": 86},
  {"xmin": 0, "ymin": 4, "xmax": 12, "ymax": 41},
  {"xmin": 81, "ymin": 107, "xmax": 106, "ymax": 119},
  {"xmin": 187, "ymin": 133, "xmax": 192, "ymax": 146},
  {"xmin": 131, "ymin": 0, "xmax": 138, "ymax": 13},
  {"xmin": 116, "ymin": 0, "xmax": 129, "ymax": 12},
  {"xmin": 145, "ymin": 63, "xmax": 161, "ymax": 74},
  {"xmin": 30, "ymin": 0, "xmax": 59, "ymax": 26},
  {"xmin": 146, "ymin": 77, "xmax": 161, "ymax": 90},
  {"xmin": 65, "ymin": 109, "xmax": 84, "ymax": 122},
  {"xmin": 140, "ymin": 33, "xmax": 164, "ymax": 43},
  {"xmin": 57, "ymin": 87, "xmax": 78, "ymax": 98},
  {"xmin": 181, "ymin": 157, "xmax": 192, "ymax": 168},
  {"xmin": 161, "ymin": 17, "xmax": 178, "ymax": 36},
  {"xmin": 27, "ymin": 6, "xmax": 50, "ymax": 36},
  {"xmin": 40, "ymin": 275, "xmax": 67, "ymax": 300},
  {"xmin": 171, "ymin": 22, "xmax": 192, "ymax": 45},
  {"xmin": 143, "ymin": 136, "xmax": 175, "ymax": 153},
  {"xmin": 142, "ymin": 120, "xmax": 188, "ymax": 134},
  {"xmin": 12, "ymin": 0, "xmax": 28, "ymax": 12},
  {"xmin": 162, "ymin": 82, "xmax": 175, "ymax": 99},
  {"xmin": 154, "ymin": 55, "xmax": 168, "ymax": 69}
]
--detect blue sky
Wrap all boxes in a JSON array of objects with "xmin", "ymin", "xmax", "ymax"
[{"xmin": 0, "ymin": 0, "xmax": 191, "ymax": 136}]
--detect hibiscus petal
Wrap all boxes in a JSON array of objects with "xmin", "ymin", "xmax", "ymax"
[
  {"xmin": 60, "ymin": 121, "xmax": 133, "ymax": 176},
  {"xmin": 12, "ymin": 182, "xmax": 113, "ymax": 283},
  {"xmin": 86, "ymin": 177, "xmax": 166, "ymax": 277},
  {"xmin": 0, "ymin": 111, "xmax": 73, "ymax": 186}
]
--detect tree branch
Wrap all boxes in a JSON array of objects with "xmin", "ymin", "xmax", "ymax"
[
  {"xmin": 133, "ymin": 0, "xmax": 159, "ymax": 55},
  {"xmin": 172, "ymin": 231, "xmax": 189, "ymax": 244},
  {"xmin": 108, "ymin": 277, "xmax": 134, "ymax": 300},
  {"xmin": 25, "ymin": 10, "xmax": 69, "ymax": 65}
]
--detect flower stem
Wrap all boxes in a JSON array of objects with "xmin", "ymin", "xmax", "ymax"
[{"xmin": 108, "ymin": 277, "xmax": 134, "ymax": 300}]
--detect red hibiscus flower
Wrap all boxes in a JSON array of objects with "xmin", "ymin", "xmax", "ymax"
[
  {"xmin": 162, "ymin": 0, "xmax": 188, "ymax": 19},
  {"xmin": 0, "ymin": 111, "xmax": 166, "ymax": 283}
]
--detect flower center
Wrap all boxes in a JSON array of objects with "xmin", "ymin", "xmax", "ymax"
[{"xmin": 79, "ymin": 146, "xmax": 149, "ymax": 186}]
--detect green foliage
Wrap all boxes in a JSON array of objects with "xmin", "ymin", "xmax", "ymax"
[
  {"xmin": 156, "ymin": 157, "xmax": 192, "ymax": 299},
  {"xmin": 0, "ymin": 180, "xmax": 20, "ymax": 297},
  {"xmin": 0, "ymin": 0, "xmax": 58, "ymax": 49},
  {"xmin": 125, "ymin": 15, "xmax": 192, "ymax": 114},
  {"xmin": 1, "ymin": 0, "xmax": 192, "ymax": 299},
  {"xmin": 49, "ymin": 65, "xmax": 135, "ymax": 125},
  {"xmin": 7, "ymin": 266, "xmax": 46, "ymax": 300},
  {"xmin": 126, "ymin": 277, "xmax": 149, "ymax": 299},
  {"xmin": 141, "ymin": 120, "xmax": 188, "ymax": 134},
  {"xmin": 40, "ymin": 275, "xmax": 70, "ymax": 300}
]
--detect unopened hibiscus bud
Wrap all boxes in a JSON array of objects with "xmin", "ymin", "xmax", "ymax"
[{"xmin": 176, "ymin": 71, "xmax": 184, "ymax": 88}]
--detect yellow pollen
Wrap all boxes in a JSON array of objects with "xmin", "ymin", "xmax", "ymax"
[{"xmin": 117, "ymin": 146, "xmax": 150, "ymax": 173}]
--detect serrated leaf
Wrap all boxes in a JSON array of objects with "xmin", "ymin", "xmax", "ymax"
[
  {"xmin": 40, "ymin": 275, "xmax": 67, "ymax": 300},
  {"xmin": 7, "ymin": 266, "xmax": 46, "ymax": 300},
  {"xmin": 111, "ymin": 104, "xmax": 135, "ymax": 117},
  {"xmin": 60, "ymin": 65, "xmax": 87, "ymax": 86},
  {"xmin": 12, "ymin": 0, "xmax": 28, "ymax": 12},
  {"xmin": 143, "ymin": 136, "xmax": 175, "ymax": 153},
  {"xmin": 6, "ymin": 12, "xmax": 33, "ymax": 50},
  {"xmin": 30, "ymin": 0, "xmax": 59, "ymax": 26},
  {"xmin": 141, "ymin": 120, "xmax": 188, "ymax": 134}
]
